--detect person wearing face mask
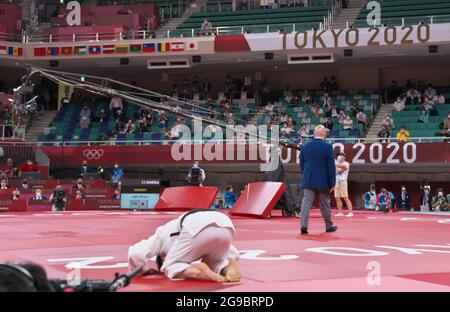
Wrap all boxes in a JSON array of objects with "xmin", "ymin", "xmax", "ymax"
[
  {"xmin": 32, "ymin": 189, "xmax": 48, "ymax": 200},
  {"xmin": 110, "ymin": 163, "xmax": 124, "ymax": 188},
  {"xmin": 0, "ymin": 178, "xmax": 8, "ymax": 190},
  {"xmin": 342, "ymin": 115, "xmax": 353, "ymax": 130},
  {"xmin": 396, "ymin": 186, "xmax": 411, "ymax": 211},
  {"xmin": 334, "ymin": 153, "xmax": 353, "ymax": 217},
  {"xmin": 396, "ymin": 126, "xmax": 410, "ymax": 143},
  {"xmin": 223, "ymin": 185, "xmax": 237, "ymax": 209},
  {"xmin": 79, "ymin": 160, "xmax": 89, "ymax": 178},
  {"xmin": 419, "ymin": 184, "xmax": 432, "ymax": 211},
  {"xmin": 21, "ymin": 179, "xmax": 29, "ymax": 190},
  {"xmin": 431, "ymin": 188, "xmax": 449, "ymax": 212},
  {"xmin": 364, "ymin": 184, "xmax": 377, "ymax": 210}
]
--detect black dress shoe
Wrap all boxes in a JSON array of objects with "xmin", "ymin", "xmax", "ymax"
[
  {"xmin": 326, "ymin": 225, "xmax": 337, "ymax": 233},
  {"xmin": 301, "ymin": 227, "xmax": 309, "ymax": 234}
]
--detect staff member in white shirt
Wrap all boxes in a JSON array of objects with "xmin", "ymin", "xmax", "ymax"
[
  {"xmin": 128, "ymin": 210, "xmax": 240, "ymax": 282},
  {"xmin": 334, "ymin": 152, "xmax": 354, "ymax": 217}
]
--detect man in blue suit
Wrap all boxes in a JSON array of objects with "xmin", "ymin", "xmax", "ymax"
[{"xmin": 299, "ymin": 125, "xmax": 337, "ymax": 234}]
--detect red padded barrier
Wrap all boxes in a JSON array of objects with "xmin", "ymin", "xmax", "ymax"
[
  {"xmin": 9, "ymin": 199, "xmax": 27, "ymax": 212},
  {"xmin": 154, "ymin": 186, "xmax": 218, "ymax": 211},
  {"xmin": 229, "ymin": 182, "xmax": 287, "ymax": 219}
]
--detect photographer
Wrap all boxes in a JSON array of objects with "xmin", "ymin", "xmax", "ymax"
[
  {"xmin": 186, "ymin": 162, "xmax": 205, "ymax": 187},
  {"xmin": 431, "ymin": 188, "xmax": 449, "ymax": 212},
  {"xmin": 0, "ymin": 262, "xmax": 53, "ymax": 292},
  {"xmin": 49, "ymin": 185, "xmax": 68, "ymax": 212}
]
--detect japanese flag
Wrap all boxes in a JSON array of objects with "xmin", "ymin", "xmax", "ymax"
[{"xmin": 185, "ymin": 41, "xmax": 199, "ymax": 51}]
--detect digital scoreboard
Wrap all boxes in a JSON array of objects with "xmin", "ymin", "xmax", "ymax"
[{"xmin": 120, "ymin": 179, "xmax": 160, "ymax": 210}]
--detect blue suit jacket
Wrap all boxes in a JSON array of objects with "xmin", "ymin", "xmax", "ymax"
[{"xmin": 300, "ymin": 138, "xmax": 336, "ymax": 190}]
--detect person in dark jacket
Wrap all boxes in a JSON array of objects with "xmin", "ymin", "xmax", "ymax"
[
  {"xmin": 396, "ymin": 185, "xmax": 411, "ymax": 211},
  {"xmin": 299, "ymin": 125, "xmax": 337, "ymax": 235}
]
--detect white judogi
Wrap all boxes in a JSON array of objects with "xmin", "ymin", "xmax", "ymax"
[{"xmin": 128, "ymin": 211, "xmax": 239, "ymax": 279}]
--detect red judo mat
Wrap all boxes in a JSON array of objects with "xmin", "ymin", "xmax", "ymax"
[{"xmin": 1, "ymin": 210, "xmax": 450, "ymax": 291}]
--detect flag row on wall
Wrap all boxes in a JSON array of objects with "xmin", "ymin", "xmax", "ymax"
[
  {"xmin": 0, "ymin": 46, "xmax": 23, "ymax": 57},
  {"xmin": 33, "ymin": 41, "xmax": 199, "ymax": 57}
]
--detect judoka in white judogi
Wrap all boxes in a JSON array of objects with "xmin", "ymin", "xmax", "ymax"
[{"xmin": 128, "ymin": 210, "xmax": 240, "ymax": 282}]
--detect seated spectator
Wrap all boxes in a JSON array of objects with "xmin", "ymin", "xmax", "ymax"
[
  {"xmin": 301, "ymin": 89, "xmax": 312, "ymax": 105},
  {"xmin": 110, "ymin": 96, "xmax": 123, "ymax": 118},
  {"xmin": 436, "ymin": 93, "xmax": 446, "ymax": 104},
  {"xmin": 21, "ymin": 179, "xmax": 29, "ymax": 190},
  {"xmin": 397, "ymin": 186, "xmax": 411, "ymax": 211},
  {"xmin": 95, "ymin": 109, "xmax": 107, "ymax": 123},
  {"xmin": 417, "ymin": 110, "xmax": 429, "ymax": 123},
  {"xmin": 79, "ymin": 106, "xmax": 91, "ymax": 129},
  {"xmin": 298, "ymin": 124, "xmax": 309, "ymax": 138},
  {"xmin": 343, "ymin": 116, "xmax": 353, "ymax": 130},
  {"xmin": 393, "ymin": 96, "xmax": 405, "ymax": 112},
  {"xmin": 265, "ymin": 112, "xmax": 277, "ymax": 126},
  {"xmin": 405, "ymin": 87, "xmax": 421, "ymax": 106},
  {"xmin": 12, "ymin": 188, "xmax": 21, "ymax": 200},
  {"xmin": 112, "ymin": 189, "xmax": 121, "ymax": 200},
  {"xmin": 6, "ymin": 158, "xmax": 14, "ymax": 168},
  {"xmin": 337, "ymin": 111, "xmax": 346, "ymax": 125},
  {"xmin": 0, "ymin": 177, "xmax": 8, "ymax": 190},
  {"xmin": 32, "ymin": 189, "xmax": 47, "ymax": 200},
  {"xmin": 223, "ymin": 185, "xmax": 237, "ymax": 209},
  {"xmin": 73, "ymin": 189, "xmax": 86, "ymax": 200},
  {"xmin": 364, "ymin": 184, "xmax": 377, "ymax": 210},
  {"xmin": 201, "ymin": 18, "xmax": 213, "ymax": 36},
  {"xmin": 20, "ymin": 159, "xmax": 38, "ymax": 175},
  {"xmin": 124, "ymin": 119, "xmax": 134, "ymax": 134},
  {"xmin": 326, "ymin": 104, "xmax": 339, "ymax": 119},
  {"xmin": 312, "ymin": 104, "xmax": 324, "ymax": 118},
  {"xmin": 286, "ymin": 115, "xmax": 296, "ymax": 129},
  {"xmin": 422, "ymin": 97, "xmax": 435, "ymax": 112},
  {"xmin": 350, "ymin": 103, "xmax": 360, "ymax": 118},
  {"xmin": 8, "ymin": 166, "xmax": 20, "ymax": 178},
  {"xmin": 377, "ymin": 125, "xmax": 391, "ymax": 142},
  {"xmin": 431, "ymin": 188, "xmax": 449, "ymax": 211},
  {"xmin": 442, "ymin": 112, "xmax": 450, "ymax": 130},
  {"xmin": 423, "ymin": 84, "xmax": 437, "ymax": 100},
  {"xmin": 265, "ymin": 102, "xmax": 274, "ymax": 113},
  {"xmin": 279, "ymin": 112, "xmax": 288, "ymax": 124},
  {"xmin": 396, "ymin": 126, "xmax": 411, "ymax": 142},
  {"xmin": 73, "ymin": 179, "xmax": 86, "ymax": 191},
  {"xmin": 321, "ymin": 93, "xmax": 331, "ymax": 108},
  {"xmin": 376, "ymin": 188, "xmax": 392, "ymax": 212},
  {"xmin": 324, "ymin": 117, "xmax": 333, "ymax": 131},
  {"xmin": 283, "ymin": 85, "xmax": 294, "ymax": 103},
  {"xmin": 382, "ymin": 115, "xmax": 395, "ymax": 130},
  {"xmin": 280, "ymin": 122, "xmax": 293, "ymax": 139},
  {"xmin": 158, "ymin": 111, "xmax": 169, "ymax": 132},
  {"xmin": 356, "ymin": 111, "xmax": 367, "ymax": 129}
]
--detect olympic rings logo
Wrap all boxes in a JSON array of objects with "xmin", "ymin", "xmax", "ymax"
[{"xmin": 83, "ymin": 149, "xmax": 104, "ymax": 160}]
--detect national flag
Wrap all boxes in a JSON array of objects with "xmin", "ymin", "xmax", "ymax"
[
  {"xmin": 115, "ymin": 45, "xmax": 129, "ymax": 53},
  {"xmin": 47, "ymin": 47, "xmax": 60, "ymax": 56},
  {"xmin": 74, "ymin": 46, "xmax": 87, "ymax": 55},
  {"xmin": 0, "ymin": 46, "xmax": 7, "ymax": 55},
  {"xmin": 88, "ymin": 46, "xmax": 101, "ymax": 54},
  {"xmin": 170, "ymin": 42, "xmax": 185, "ymax": 52},
  {"xmin": 129, "ymin": 44, "xmax": 142, "ymax": 53},
  {"xmin": 102, "ymin": 45, "xmax": 115, "ymax": 54},
  {"xmin": 157, "ymin": 42, "xmax": 170, "ymax": 52},
  {"xmin": 13, "ymin": 47, "xmax": 23, "ymax": 57},
  {"xmin": 185, "ymin": 41, "xmax": 199, "ymax": 51},
  {"xmin": 142, "ymin": 43, "xmax": 155, "ymax": 53},
  {"xmin": 34, "ymin": 47, "xmax": 47, "ymax": 57},
  {"xmin": 61, "ymin": 46, "xmax": 73, "ymax": 56}
]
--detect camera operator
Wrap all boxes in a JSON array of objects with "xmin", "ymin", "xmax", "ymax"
[
  {"xmin": 0, "ymin": 262, "xmax": 53, "ymax": 292},
  {"xmin": 49, "ymin": 185, "xmax": 68, "ymax": 212},
  {"xmin": 432, "ymin": 188, "xmax": 449, "ymax": 212},
  {"xmin": 186, "ymin": 162, "xmax": 205, "ymax": 186}
]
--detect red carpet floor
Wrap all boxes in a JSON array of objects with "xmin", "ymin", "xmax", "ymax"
[{"xmin": 1, "ymin": 210, "xmax": 449, "ymax": 292}]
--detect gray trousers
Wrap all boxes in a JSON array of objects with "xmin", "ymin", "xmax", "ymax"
[{"xmin": 300, "ymin": 189, "xmax": 333, "ymax": 230}]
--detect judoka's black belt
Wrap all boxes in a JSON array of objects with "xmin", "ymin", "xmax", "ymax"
[{"xmin": 170, "ymin": 209, "xmax": 211, "ymax": 237}]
